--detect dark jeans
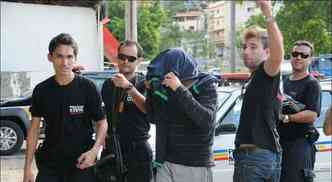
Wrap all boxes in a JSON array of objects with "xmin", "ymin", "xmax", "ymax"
[
  {"xmin": 280, "ymin": 138, "xmax": 316, "ymax": 182},
  {"xmin": 36, "ymin": 165, "xmax": 96, "ymax": 182},
  {"xmin": 233, "ymin": 147, "xmax": 282, "ymax": 182},
  {"xmin": 35, "ymin": 144, "xmax": 96, "ymax": 182},
  {"xmin": 122, "ymin": 140, "xmax": 153, "ymax": 182}
]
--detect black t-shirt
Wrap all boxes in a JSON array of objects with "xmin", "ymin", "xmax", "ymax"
[
  {"xmin": 235, "ymin": 62, "xmax": 282, "ymax": 152},
  {"xmin": 278, "ymin": 75, "xmax": 321, "ymax": 142},
  {"xmin": 30, "ymin": 75, "xmax": 104, "ymax": 163},
  {"xmin": 101, "ymin": 73, "xmax": 150, "ymax": 143}
]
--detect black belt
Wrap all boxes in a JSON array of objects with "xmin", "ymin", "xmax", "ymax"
[{"xmin": 236, "ymin": 145, "xmax": 270, "ymax": 154}]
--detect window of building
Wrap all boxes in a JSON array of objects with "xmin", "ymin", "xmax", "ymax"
[{"xmin": 187, "ymin": 16, "xmax": 197, "ymax": 20}]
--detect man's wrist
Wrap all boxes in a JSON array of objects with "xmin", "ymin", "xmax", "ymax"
[
  {"xmin": 90, "ymin": 146, "xmax": 100, "ymax": 155},
  {"xmin": 24, "ymin": 163, "xmax": 32, "ymax": 170},
  {"xmin": 124, "ymin": 82, "xmax": 134, "ymax": 92},
  {"xmin": 283, "ymin": 114, "xmax": 291, "ymax": 123}
]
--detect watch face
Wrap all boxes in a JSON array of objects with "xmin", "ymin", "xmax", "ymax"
[{"xmin": 284, "ymin": 115, "xmax": 289, "ymax": 123}]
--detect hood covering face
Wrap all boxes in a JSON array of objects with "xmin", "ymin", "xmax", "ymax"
[{"xmin": 146, "ymin": 48, "xmax": 199, "ymax": 81}]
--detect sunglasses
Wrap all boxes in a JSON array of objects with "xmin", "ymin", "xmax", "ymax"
[
  {"xmin": 291, "ymin": 51, "xmax": 310, "ymax": 59},
  {"xmin": 118, "ymin": 53, "xmax": 137, "ymax": 63}
]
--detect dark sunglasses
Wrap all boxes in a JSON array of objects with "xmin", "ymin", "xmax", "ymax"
[
  {"xmin": 291, "ymin": 51, "xmax": 310, "ymax": 59},
  {"xmin": 118, "ymin": 53, "xmax": 137, "ymax": 63}
]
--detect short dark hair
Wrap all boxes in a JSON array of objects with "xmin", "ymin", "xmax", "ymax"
[
  {"xmin": 294, "ymin": 40, "xmax": 314, "ymax": 56},
  {"xmin": 48, "ymin": 33, "xmax": 78, "ymax": 56},
  {"xmin": 118, "ymin": 40, "xmax": 144, "ymax": 58},
  {"xmin": 243, "ymin": 26, "xmax": 268, "ymax": 49}
]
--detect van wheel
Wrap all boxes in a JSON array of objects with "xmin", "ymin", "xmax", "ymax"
[{"xmin": 0, "ymin": 120, "xmax": 24, "ymax": 155}]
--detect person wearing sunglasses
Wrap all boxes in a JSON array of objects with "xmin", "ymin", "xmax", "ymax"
[
  {"xmin": 101, "ymin": 40, "xmax": 153, "ymax": 182},
  {"xmin": 278, "ymin": 40, "xmax": 321, "ymax": 182}
]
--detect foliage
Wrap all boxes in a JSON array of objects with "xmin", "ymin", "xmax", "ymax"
[
  {"xmin": 137, "ymin": 1, "xmax": 166, "ymax": 59},
  {"xmin": 244, "ymin": 1, "xmax": 332, "ymax": 56},
  {"xmin": 245, "ymin": 14, "xmax": 265, "ymax": 29},
  {"xmin": 276, "ymin": 1, "xmax": 332, "ymax": 56},
  {"xmin": 159, "ymin": 23, "xmax": 183, "ymax": 51},
  {"xmin": 107, "ymin": 1, "xmax": 166, "ymax": 60},
  {"xmin": 107, "ymin": 0, "xmax": 126, "ymax": 41}
]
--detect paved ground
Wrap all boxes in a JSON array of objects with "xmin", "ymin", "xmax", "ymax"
[
  {"xmin": 1, "ymin": 149, "xmax": 37, "ymax": 182},
  {"xmin": 1, "ymin": 147, "xmax": 331, "ymax": 182}
]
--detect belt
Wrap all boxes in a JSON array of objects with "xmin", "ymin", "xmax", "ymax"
[{"xmin": 236, "ymin": 144, "xmax": 260, "ymax": 153}]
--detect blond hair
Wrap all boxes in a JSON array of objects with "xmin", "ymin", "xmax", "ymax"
[{"xmin": 243, "ymin": 26, "xmax": 268, "ymax": 49}]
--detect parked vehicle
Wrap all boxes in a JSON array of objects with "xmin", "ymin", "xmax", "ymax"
[
  {"xmin": 310, "ymin": 54, "xmax": 332, "ymax": 79},
  {"xmin": 0, "ymin": 91, "xmax": 33, "ymax": 155},
  {"xmin": 212, "ymin": 81, "xmax": 332, "ymax": 162}
]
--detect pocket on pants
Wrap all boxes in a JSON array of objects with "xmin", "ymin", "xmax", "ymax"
[{"xmin": 234, "ymin": 162, "xmax": 262, "ymax": 182}]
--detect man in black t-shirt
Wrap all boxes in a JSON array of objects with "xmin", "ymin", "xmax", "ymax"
[
  {"xmin": 278, "ymin": 40, "xmax": 321, "ymax": 182},
  {"xmin": 233, "ymin": 1, "xmax": 284, "ymax": 182},
  {"xmin": 23, "ymin": 33, "xmax": 108, "ymax": 182},
  {"xmin": 101, "ymin": 40, "xmax": 152, "ymax": 182}
]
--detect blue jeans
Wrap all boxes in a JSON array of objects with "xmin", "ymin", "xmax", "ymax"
[{"xmin": 233, "ymin": 147, "xmax": 282, "ymax": 182}]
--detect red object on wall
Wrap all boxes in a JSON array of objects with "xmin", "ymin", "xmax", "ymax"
[{"xmin": 102, "ymin": 17, "xmax": 119, "ymax": 63}]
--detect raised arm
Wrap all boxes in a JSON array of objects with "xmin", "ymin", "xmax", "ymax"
[{"xmin": 257, "ymin": 0, "xmax": 284, "ymax": 77}]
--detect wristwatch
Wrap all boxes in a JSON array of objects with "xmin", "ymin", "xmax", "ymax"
[
  {"xmin": 124, "ymin": 82, "xmax": 134, "ymax": 92},
  {"xmin": 283, "ymin": 115, "xmax": 290, "ymax": 123}
]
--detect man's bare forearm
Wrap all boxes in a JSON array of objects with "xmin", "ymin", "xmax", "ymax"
[
  {"xmin": 127, "ymin": 87, "xmax": 146, "ymax": 113},
  {"xmin": 92, "ymin": 119, "xmax": 108, "ymax": 152},
  {"xmin": 289, "ymin": 110, "xmax": 317, "ymax": 124},
  {"xmin": 323, "ymin": 107, "xmax": 332, "ymax": 135},
  {"xmin": 262, "ymin": 1, "xmax": 284, "ymax": 76},
  {"xmin": 24, "ymin": 118, "xmax": 41, "ymax": 169}
]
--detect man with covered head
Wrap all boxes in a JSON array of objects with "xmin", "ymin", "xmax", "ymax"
[{"xmin": 145, "ymin": 48, "xmax": 218, "ymax": 182}]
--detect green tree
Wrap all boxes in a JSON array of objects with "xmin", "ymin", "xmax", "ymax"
[
  {"xmin": 107, "ymin": 0, "xmax": 126, "ymax": 41},
  {"xmin": 159, "ymin": 23, "xmax": 183, "ymax": 51},
  {"xmin": 107, "ymin": 1, "xmax": 166, "ymax": 60},
  {"xmin": 244, "ymin": 1, "xmax": 332, "ymax": 56},
  {"xmin": 245, "ymin": 14, "xmax": 265, "ymax": 28},
  {"xmin": 138, "ymin": 1, "xmax": 166, "ymax": 60},
  {"xmin": 276, "ymin": 1, "xmax": 332, "ymax": 56}
]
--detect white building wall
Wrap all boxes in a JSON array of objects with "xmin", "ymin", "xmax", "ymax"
[{"xmin": 0, "ymin": 1, "xmax": 103, "ymax": 97}]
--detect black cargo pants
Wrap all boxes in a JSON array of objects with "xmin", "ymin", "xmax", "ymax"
[
  {"xmin": 35, "ymin": 145, "xmax": 96, "ymax": 182},
  {"xmin": 121, "ymin": 140, "xmax": 153, "ymax": 182},
  {"xmin": 280, "ymin": 138, "xmax": 316, "ymax": 182},
  {"xmin": 36, "ymin": 166, "xmax": 96, "ymax": 182}
]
